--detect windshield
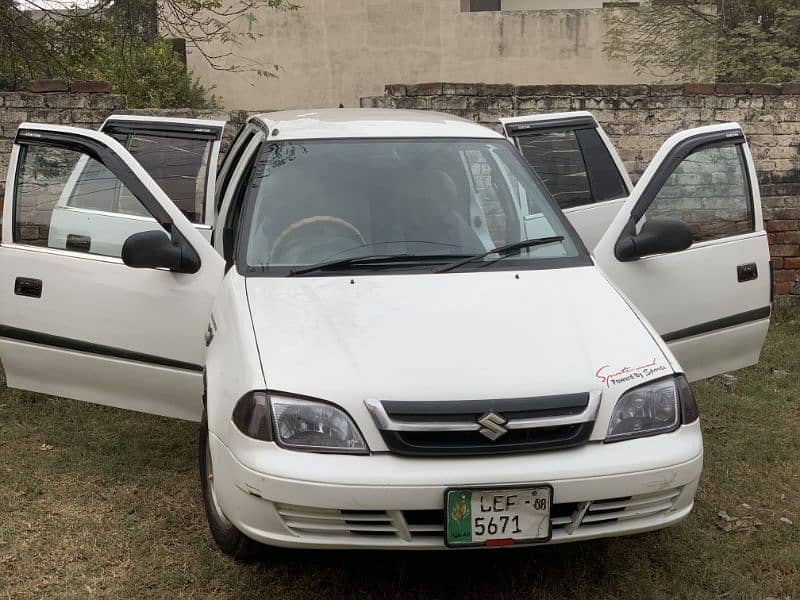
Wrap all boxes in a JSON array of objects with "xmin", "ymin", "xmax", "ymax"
[{"xmin": 240, "ymin": 138, "xmax": 586, "ymax": 274}]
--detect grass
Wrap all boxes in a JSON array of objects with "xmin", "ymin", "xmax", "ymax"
[{"xmin": 1, "ymin": 314, "xmax": 799, "ymax": 599}]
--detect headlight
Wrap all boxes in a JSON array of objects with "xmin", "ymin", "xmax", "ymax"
[
  {"xmin": 232, "ymin": 391, "xmax": 368, "ymax": 454},
  {"xmin": 606, "ymin": 376, "xmax": 690, "ymax": 441},
  {"xmin": 271, "ymin": 394, "xmax": 368, "ymax": 454}
]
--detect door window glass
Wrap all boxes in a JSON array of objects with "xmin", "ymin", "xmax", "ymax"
[
  {"xmin": 644, "ymin": 144, "xmax": 753, "ymax": 243},
  {"xmin": 513, "ymin": 127, "xmax": 628, "ymax": 209},
  {"xmin": 574, "ymin": 128, "xmax": 628, "ymax": 202},
  {"xmin": 125, "ymin": 134, "xmax": 211, "ymax": 223},
  {"xmin": 14, "ymin": 143, "xmax": 164, "ymax": 257},
  {"xmin": 516, "ymin": 130, "xmax": 592, "ymax": 209}
]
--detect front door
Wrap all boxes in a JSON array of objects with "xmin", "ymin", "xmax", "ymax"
[
  {"xmin": 594, "ymin": 123, "xmax": 771, "ymax": 381},
  {"xmin": 0, "ymin": 123, "xmax": 224, "ymax": 420},
  {"xmin": 100, "ymin": 115, "xmax": 225, "ymax": 238}
]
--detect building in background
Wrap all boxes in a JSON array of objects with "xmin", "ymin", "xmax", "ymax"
[{"xmin": 187, "ymin": 0, "xmax": 659, "ymax": 110}]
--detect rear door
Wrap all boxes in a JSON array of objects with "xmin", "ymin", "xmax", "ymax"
[
  {"xmin": 501, "ymin": 111, "xmax": 632, "ymax": 248},
  {"xmin": 100, "ymin": 115, "xmax": 225, "ymax": 238},
  {"xmin": 593, "ymin": 123, "xmax": 770, "ymax": 381},
  {"xmin": 0, "ymin": 123, "xmax": 224, "ymax": 420}
]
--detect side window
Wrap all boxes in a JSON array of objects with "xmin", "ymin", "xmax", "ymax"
[
  {"xmin": 574, "ymin": 128, "xmax": 628, "ymax": 203},
  {"xmin": 125, "ymin": 134, "xmax": 211, "ymax": 223},
  {"xmin": 644, "ymin": 144, "xmax": 753, "ymax": 243},
  {"xmin": 514, "ymin": 127, "xmax": 628, "ymax": 209},
  {"xmin": 516, "ymin": 130, "xmax": 591, "ymax": 209},
  {"xmin": 14, "ymin": 144, "xmax": 164, "ymax": 258},
  {"xmin": 64, "ymin": 157, "xmax": 150, "ymax": 218}
]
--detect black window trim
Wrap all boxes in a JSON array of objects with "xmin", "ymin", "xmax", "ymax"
[
  {"xmin": 504, "ymin": 115, "xmax": 598, "ymax": 135},
  {"xmin": 101, "ymin": 119, "xmax": 223, "ymax": 141},
  {"xmin": 233, "ymin": 136, "xmax": 592, "ymax": 278}
]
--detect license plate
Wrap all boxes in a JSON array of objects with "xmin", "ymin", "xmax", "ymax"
[{"xmin": 445, "ymin": 486, "xmax": 552, "ymax": 547}]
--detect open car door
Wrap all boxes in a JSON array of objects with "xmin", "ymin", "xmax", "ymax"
[
  {"xmin": 0, "ymin": 123, "xmax": 224, "ymax": 420},
  {"xmin": 501, "ymin": 111, "xmax": 632, "ymax": 249},
  {"xmin": 100, "ymin": 115, "xmax": 225, "ymax": 238},
  {"xmin": 593, "ymin": 123, "xmax": 771, "ymax": 382}
]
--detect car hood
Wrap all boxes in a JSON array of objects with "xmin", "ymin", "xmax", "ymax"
[{"xmin": 244, "ymin": 267, "xmax": 674, "ymax": 425}]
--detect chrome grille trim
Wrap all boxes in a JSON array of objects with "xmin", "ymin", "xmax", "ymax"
[{"xmin": 364, "ymin": 391, "xmax": 602, "ymax": 433}]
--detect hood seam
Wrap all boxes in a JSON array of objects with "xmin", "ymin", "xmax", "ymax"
[{"xmin": 243, "ymin": 277, "xmax": 270, "ymax": 389}]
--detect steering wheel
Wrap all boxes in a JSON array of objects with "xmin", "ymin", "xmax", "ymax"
[{"xmin": 269, "ymin": 215, "xmax": 365, "ymax": 263}]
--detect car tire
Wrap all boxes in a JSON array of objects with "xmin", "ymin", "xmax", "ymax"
[{"xmin": 199, "ymin": 410, "xmax": 260, "ymax": 561}]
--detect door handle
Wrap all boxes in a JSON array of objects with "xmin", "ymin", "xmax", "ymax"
[
  {"xmin": 14, "ymin": 277, "xmax": 42, "ymax": 298},
  {"xmin": 737, "ymin": 263, "xmax": 758, "ymax": 283},
  {"xmin": 66, "ymin": 233, "xmax": 91, "ymax": 253}
]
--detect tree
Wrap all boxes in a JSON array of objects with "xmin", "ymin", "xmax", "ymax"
[
  {"xmin": 604, "ymin": 1, "xmax": 800, "ymax": 82},
  {"xmin": 0, "ymin": 0, "xmax": 298, "ymax": 107}
]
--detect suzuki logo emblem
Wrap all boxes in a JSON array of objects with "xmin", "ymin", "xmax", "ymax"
[{"xmin": 477, "ymin": 411, "xmax": 508, "ymax": 441}]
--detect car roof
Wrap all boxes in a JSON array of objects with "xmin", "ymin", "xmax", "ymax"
[{"xmin": 249, "ymin": 108, "xmax": 505, "ymax": 141}]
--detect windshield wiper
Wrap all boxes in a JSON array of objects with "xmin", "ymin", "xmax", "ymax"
[
  {"xmin": 288, "ymin": 253, "xmax": 472, "ymax": 276},
  {"xmin": 435, "ymin": 236, "xmax": 565, "ymax": 274}
]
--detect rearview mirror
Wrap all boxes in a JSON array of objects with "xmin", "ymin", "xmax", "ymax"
[
  {"xmin": 121, "ymin": 230, "xmax": 200, "ymax": 273},
  {"xmin": 615, "ymin": 217, "xmax": 693, "ymax": 261}
]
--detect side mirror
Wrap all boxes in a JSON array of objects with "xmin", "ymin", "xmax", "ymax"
[
  {"xmin": 615, "ymin": 217, "xmax": 693, "ymax": 261},
  {"xmin": 121, "ymin": 230, "xmax": 200, "ymax": 273}
]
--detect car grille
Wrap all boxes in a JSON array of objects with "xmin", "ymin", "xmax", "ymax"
[
  {"xmin": 275, "ymin": 488, "xmax": 683, "ymax": 543},
  {"xmin": 365, "ymin": 392, "xmax": 600, "ymax": 456}
]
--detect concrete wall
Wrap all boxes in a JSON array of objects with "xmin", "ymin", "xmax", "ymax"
[
  {"xmin": 187, "ymin": 1, "xmax": 660, "ymax": 110},
  {"xmin": 362, "ymin": 82, "xmax": 800, "ymax": 297}
]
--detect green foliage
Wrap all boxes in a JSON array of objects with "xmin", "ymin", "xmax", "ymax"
[
  {"xmin": 0, "ymin": 9, "xmax": 211, "ymax": 107},
  {"xmin": 716, "ymin": 8, "xmax": 800, "ymax": 82},
  {"xmin": 92, "ymin": 41, "xmax": 217, "ymax": 109},
  {"xmin": 0, "ymin": 0, "xmax": 298, "ymax": 107},
  {"xmin": 604, "ymin": 1, "xmax": 800, "ymax": 82}
]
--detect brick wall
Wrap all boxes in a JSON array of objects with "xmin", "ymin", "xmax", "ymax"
[
  {"xmin": 0, "ymin": 91, "xmax": 125, "ymax": 203},
  {"xmin": 3, "ymin": 84, "xmax": 800, "ymax": 298},
  {"xmin": 363, "ymin": 82, "xmax": 800, "ymax": 298},
  {"xmin": 0, "ymin": 91, "xmax": 263, "ymax": 207}
]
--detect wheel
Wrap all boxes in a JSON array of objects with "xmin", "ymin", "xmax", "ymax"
[{"xmin": 199, "ymin": 410, "xmax": 260, "ymax": 560}]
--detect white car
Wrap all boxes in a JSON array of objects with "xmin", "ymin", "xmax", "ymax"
[{"xmin": 1, "ymin": 109, "xmax": 771, "ymax": 558}]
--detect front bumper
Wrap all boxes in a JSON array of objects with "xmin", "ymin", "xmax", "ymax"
[{"xmin": 210, "ymin": 421, "xmax": 703, "ymax": 550}]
